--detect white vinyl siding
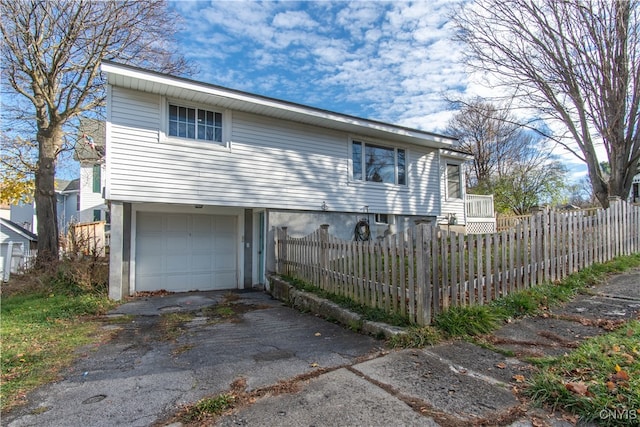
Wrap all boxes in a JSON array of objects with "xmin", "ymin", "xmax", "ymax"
[
  {"xmin": 107, "ymin": 87, "xmax": 441, "ymax": 216},
  {"xmin": 79, "ymin": 163, "xmax": 107, "ymax": 223}
]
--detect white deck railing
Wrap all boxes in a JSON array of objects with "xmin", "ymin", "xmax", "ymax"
[{"xmin": 466, "ymin": 194, "xmax": 495, "ymax": 218}]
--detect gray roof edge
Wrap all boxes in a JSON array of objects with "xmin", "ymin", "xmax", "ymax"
[
  {"xmin": 1, "ymin": 217, "xmax": 38, "ymax": 241},
  {"xmin": 101, "ymin": 60, "xmax": 458, "ymax": 145}
]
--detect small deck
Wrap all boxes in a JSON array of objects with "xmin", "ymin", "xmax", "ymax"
[{"xmin": 465, "ymin": 194, "xmax": 496, "ymax": 234}]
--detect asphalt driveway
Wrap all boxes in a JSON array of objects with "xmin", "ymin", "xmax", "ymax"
[{"xmin": 3, "ymin": 291, "xmax": 382, "ymax": 427}]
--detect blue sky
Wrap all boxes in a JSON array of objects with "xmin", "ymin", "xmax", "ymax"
[
  {"xmin": 170, "ymin": 0, "xmax": 471, "ymax": 133},
  {"xmin": 169, "ymin": 0, "xmax": 589, "ymax": 181}
]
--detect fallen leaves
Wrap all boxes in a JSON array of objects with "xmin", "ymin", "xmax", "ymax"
[
  {"xmin": 512, "ymin": 374, "xmax": 526, "ymax": 383},
  {"xmin": 565, "ymin": 381, "xmax": 590, "ymax": 396},
  {"xmin": 610, "ymin": 365, "xmax": 630, "ymax": 383}
]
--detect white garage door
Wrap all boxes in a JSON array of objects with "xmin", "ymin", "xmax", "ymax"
[{"xmin": 135, "ymin": 212, "xmax": 238, "ymax": 292}]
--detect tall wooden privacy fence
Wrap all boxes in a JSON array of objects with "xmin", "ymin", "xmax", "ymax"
[
  {"xmin": 67, "ymin": 221, "xmax": 108, "ymax": 257},
  {"xmin": 275, "ymin": 201, "xmax": 640, "ymax": 325}
]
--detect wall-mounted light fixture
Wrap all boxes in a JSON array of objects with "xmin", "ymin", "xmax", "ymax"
[{"xmin": 321, "ymin": 201, "xmax": 328, "ymax": 211}]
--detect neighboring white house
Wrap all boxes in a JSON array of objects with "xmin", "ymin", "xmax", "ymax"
[
  {"xmin": 1, "ymin": 217, "xmax": 37, "ymax": 278},
  {"xmin": 3, "ymin": 202, "xmax": 37, "ymax": 233},
  {"xmin": 631, "ymin": 173, "xmax": 640, "ymax": 204},
  {"xmin": 102, "ymin": 61, "xmax": 483, "ymax": 299},
  {"xmin": 1, "ymin": 179, "xmax": 80, "ymax": 236},
  {"xmin": 76, "ymin": 118, "xmax": 108, "ymax": 225},
  {"xmin": 57, "ymin": 179, "xmax": 80, "ymax": 233}
]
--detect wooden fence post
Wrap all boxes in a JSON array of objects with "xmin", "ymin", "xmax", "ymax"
[
  {"xmin": 319, "ymin": 224, "xmax": 329, "ymax": 290},
  {"xmin": 279, "ymin": 227, "xmax": 288, "ymax": 275},
  {"xmin": 415, "ymin": 224, "xmax": 426, "ymax": 325}
]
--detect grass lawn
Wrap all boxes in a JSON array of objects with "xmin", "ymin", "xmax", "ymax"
[
  {"xmin": 526, "ymin": 321, "xmax": 640, "ymax": 426},
  {"xmin": 1, "ymin": 261, "xmax": 117, "ymax": 413}
]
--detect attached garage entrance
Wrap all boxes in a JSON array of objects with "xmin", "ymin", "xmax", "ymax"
[{"xmin": 135, "ymin": 212, "xmax": 238, "ymax": 292}]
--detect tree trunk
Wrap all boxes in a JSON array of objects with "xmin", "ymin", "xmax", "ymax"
[
  {"xmin": 35, "ymin": 127, "xmax": 61, "ymax": 265},
  {"xmin": 585, "ymin": 150, "xmax": 610, "ymax": 209},
  {"xmin": 609, "ymin": 147, "xmax": 634, "ymax": 203}
]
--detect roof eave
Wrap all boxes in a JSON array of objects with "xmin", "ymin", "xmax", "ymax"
[
  {"xmin": 101, "ymin": 61, "xmax": 457, "ymax": 149},
  {"xmin": 0, "ymin": 218, "xmax": 38, "ymax": 241}
]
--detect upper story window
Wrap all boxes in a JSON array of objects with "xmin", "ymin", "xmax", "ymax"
[
  {"xmin": 446, "ymin": 163, "xmax": 462, "ymax": 199},
  {"xmin": 168, "ymin": 104, "xmax": 222, "ymax": 142},
  {"xmin": 352, "ymin": 141, "xmax": 406, "ymax": 185}
]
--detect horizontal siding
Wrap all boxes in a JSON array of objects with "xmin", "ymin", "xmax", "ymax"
[
  {"xmin": 108, "ymin": 90, "xmax": 442, "ymax": 216},
  {"xmin": 79, "ymin": 164, "xmax": 107, "ymax": 222},
  {"xmin": 111, "ymin": 88, "xmax": 161, "ymax": 130}
]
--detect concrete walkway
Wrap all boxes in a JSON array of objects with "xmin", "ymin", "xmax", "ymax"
[
  {"xmin": 4, "ymin": 268, "xmax": 639, "ymax": 427},
  {"xmin": 217, "ymin": 268, "xmax": 640, "ymax": 427}
]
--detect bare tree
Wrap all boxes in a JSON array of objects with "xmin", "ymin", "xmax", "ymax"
[
  {"xmin": 445, "ymin": 99, "xmax": 524, "ymax": 187},
  {"xmin": 453, "ymin": 0, "xmax": 640, "ymax": 208},
  {"xmin": 0, "ymin": 0, "xmax": 192, "ymax": 264},
  {"xmin": 446, "ymin": 100, "xmax": 568, "ymax": 214}
]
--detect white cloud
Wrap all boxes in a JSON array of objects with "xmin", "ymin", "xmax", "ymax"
[
  {"xmin": 272, "ymin": 10, "xmax": 317, "ymax": 29},
  {"xmin": 172, "ymin": 1, "xmax": 477, "ymax": 136}
]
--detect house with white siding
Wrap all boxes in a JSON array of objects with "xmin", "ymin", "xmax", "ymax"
[
  {"xmin": 76, "ymin": 119, "xmax": 108, "ymax": 225},
  {"xmin": 631, "ymin": 172, "xmax": 640, "ymax": 204},
  {"xmin": 102, "ymin": 61, "xmax": 488, "ymax": 299},
  {"xmin": 1, "ymin": 217, "xmax": 37, "ymax": 278},
  {"xmin": 2, "ymin": 179, "xmax": 80, "ymax": 236}
]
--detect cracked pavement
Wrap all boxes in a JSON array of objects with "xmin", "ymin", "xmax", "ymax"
[
  {"xmin": 3, "ymin": 291, "xmax": 382, "ymax": 427},
  {"xmin": 4, "ymin": 267, "xmax": 640, "ymax": 427}
]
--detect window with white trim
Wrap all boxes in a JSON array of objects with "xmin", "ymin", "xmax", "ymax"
[
  {"xmin": 352, "ymin": 140, "xmax": 406, "ymax": 185},
  {"xmin": 168, "ymin": 104, "xmax": 222, "ymax": 142},
  {"xmin": 446, "ymin": 163, "xmax": 462, "ymax": 199}
]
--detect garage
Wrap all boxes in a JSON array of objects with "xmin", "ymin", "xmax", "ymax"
[{"xmin": 135, "ymin": 212, "xmax": 238, "ymax": 292}]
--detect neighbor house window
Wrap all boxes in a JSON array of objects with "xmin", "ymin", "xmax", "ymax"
[
  {"xmin": 169, "ymin": 104, "xmax": 222, "ymax": 142},
  {"xmin": 76, "ymin": 194, "xmax": 80, "ymax": 211},
  {"xmin": 93, "ymin": 209, "xmax": 101, "ymax": 222},
  {"xmin": 447, "ymin": 163, "xmax": 462, "ymax": 199},
  {"xmin": 92, "ymin": 164, "xmax": 101, "ymax": 193},
  {"xmin": 352, "ymin": 141, "xmax": 406, "ymax": 185}
]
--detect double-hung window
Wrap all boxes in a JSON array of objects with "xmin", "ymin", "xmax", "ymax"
[
  {"xmin": 446, "ymin": 163, "xmax": 462, "ymax": 199},
  {"xmin": 352, "ymin": 141, "xmax": 406, "ymax": 185},
  {"xmin": 168, "ymin": 104, "xmax": 222, "ymax": 142}
]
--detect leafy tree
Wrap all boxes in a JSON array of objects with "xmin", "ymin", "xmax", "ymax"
[
  {"xmin": 453, "ymin": 0, "xmax": 640, "ymax": 208},
  {"xmin": 0, "ymin": 134, "xmax": 36, "ymax": 204},
  {"xmin": 491, "ymin": 158, "xmax": 567, "ymax": 215},
  {"xmin": 0, "ymin": 0, "xmax": 192, "ymax": 264}
]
